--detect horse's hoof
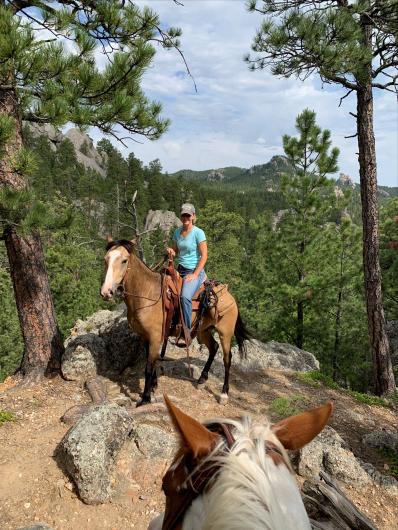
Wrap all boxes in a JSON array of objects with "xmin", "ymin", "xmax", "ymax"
[
  {"xmin": 136, "ymin": 398, "xmax": 150, "ymax": 407},
  {"xmin": 197, "ymin": 376, "xmax": 207, "ymax": 385},
  {"xmin": 218, "ymin": 393, "xmax": 229, "ymax": 406}
]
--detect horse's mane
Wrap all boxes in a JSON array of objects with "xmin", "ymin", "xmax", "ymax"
[
  {"xmin": 106, "ymin": 239, "xmax": 135, "ymax": 254},
  {"xmin": 183, "ymin": 416, "xmax": 311, "ymax": 530}
]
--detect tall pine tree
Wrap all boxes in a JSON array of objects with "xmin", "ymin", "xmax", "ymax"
[
  {"xmin": 0, "ymin": 1, "xmax": 180, "ymax": 383},
  {"xmin": 247, "ymin": 0, "xmax": 397, "ymax": 395},
  {"xmin": 250, "ymin": 110, "xmax": 338, "ymax": 349}
]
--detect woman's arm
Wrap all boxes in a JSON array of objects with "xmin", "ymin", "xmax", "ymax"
[{"xmin": 166, "ymin": 240, "xmax": 178, "ymax": 259}]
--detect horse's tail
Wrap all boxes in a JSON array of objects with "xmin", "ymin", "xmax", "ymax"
[{"xmin": 234, "ymin": 310, "xmax": 252, "ymax": 359}]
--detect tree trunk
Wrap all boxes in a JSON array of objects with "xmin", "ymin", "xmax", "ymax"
[
  {"xmin": 333, "ymin": 245, "xmax": 344, "ymax": 382},
  {"xmin": 0, "ymin": 81, "xmax": 64, "ymax": 383},
  {"xmin": 3, "ymin": 228, "xmax": 64, "ymax": 381},
  {"xmin": 356, "ymin": 19, "xmax": 395, "ymax": 395},
  {"xmin": 297, "ymin": 299, "xmax": 304, "ymax": 349},
  {"xmin": 333, "ymin": 289, "xmax": 342, "ymax": 382}
]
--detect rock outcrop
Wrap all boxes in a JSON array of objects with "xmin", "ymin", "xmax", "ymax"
[
  {"xmin": 336, "ymin": 173, "xmax": 355, "ymax": 188},
  {"xmin": 24, "ymin": 123, "xmax": 107, "ymax": 176},
  {"xmin": 62, "ymin": 309, "xmax": 320, "ymax": 382},
  {"xmin": 144, "ymin": 209, "xmax": 181, "ymax": 233},
  {"xmin": 64, "ymin": 129, "xmax": 107, "ymax": 177}
]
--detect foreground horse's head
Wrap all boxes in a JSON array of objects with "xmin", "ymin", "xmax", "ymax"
[
  {"xmin": 100, "ymin": 237, "xmax": 135, "ymax": 300},
  {"xmin": 152, "ymin": 396, "xmax": 333, "ymax": 530}
]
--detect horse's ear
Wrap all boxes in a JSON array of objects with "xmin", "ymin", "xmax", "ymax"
[
  {"xmin": 164, "ymin": 394, "xmax": 219, "ymax": 458},
  {"xmin": 272, "ymin": 402, "xmax": 333, "ymax": 450},
  {"xmin": 106, "ymin": 235, "xmax": 113, "ymax": 243},
  {"xmin": 130, "ymin": 238, "xmax": 137, "ymax": 246}
]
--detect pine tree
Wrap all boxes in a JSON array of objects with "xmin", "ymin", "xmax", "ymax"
[
  {"xmin": 249, "ymin": 110, "xmax": 339, "ymax": 349},
  {"xmin": 247, "ymin": 0, "xmax": 397, "ymax": 395},
  {"xmin": 198, "ymin": 199, "xmax": 245, "ymax": 286},
  {"xmin": 309, "ymin": 204, "xmax": 368, "ymax": 388},
  {"xmin": 0, "ymin": 1, "xmax": 181, "ymax": 383}
]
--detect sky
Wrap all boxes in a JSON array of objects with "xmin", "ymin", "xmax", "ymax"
[{"xmin": 98, "ymin": 0, "xmax": 398, "ymax": 187}]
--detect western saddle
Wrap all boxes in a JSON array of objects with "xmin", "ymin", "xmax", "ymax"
[{"xmin": 161, "ymin": 261, "xmax": 208, "ymax": 357}]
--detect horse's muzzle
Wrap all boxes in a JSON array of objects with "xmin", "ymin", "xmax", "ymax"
[{"xmin": 100, "ymin": 284, "xmax": 124, "ymax": 301}]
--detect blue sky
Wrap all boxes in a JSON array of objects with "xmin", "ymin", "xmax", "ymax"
[{"xmin": 110, "ymin": 0, "xmax": 397, "ymax": 187}]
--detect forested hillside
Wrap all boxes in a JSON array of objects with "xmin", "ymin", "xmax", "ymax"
[{"xmin": 1, "ymin": 122, "xmax": 397, "ymax": 392}]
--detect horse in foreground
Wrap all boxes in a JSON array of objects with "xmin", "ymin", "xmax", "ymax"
[
  {"xmin": 150, "ymin": 397, "xmax": 333, "ymax": 530},
  {"xmin": 100, "ymin": 239, "xmax": 251, "ymax": 406}
]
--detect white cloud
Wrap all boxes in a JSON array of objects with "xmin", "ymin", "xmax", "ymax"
[{"xmin": 99, "ymin": 0, "xmax": 397, "ymax": 186}]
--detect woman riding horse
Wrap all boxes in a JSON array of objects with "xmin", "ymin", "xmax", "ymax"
[{"xmin": 166, "ymin": 203, "xmax": 207, "ymax": 338}]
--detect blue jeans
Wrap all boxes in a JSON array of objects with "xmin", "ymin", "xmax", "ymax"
[{"xmin": 178, "ymin": 265, "xmax": 206, "ymax": 331}]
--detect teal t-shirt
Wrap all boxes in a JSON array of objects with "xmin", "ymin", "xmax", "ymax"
[{"xmin": 172, "ymin": 226, "xmax": 206, "ymax": 269}]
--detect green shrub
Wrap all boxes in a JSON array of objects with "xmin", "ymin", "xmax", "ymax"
[
  {"xmin": 0, "ymin": 410, "xmax": 15, "ymax": 426},
  {"xmin": 296, "ymin": 371, "xmax": 389, "ymax": 407},
  {"xmin": 269, "ymin": 395, "xmax": 306, "ymax": 418}
]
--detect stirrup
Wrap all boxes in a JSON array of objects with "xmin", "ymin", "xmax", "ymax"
[{"xmin": 175, "ymin": 332, "xmax": 192, "ymax": 348}]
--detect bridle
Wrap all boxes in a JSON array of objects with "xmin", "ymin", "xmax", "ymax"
[
  {"xmin": 161, "ymin": 421, "xmax": 286, "ymax": 530},
  {"xmin": 106, "ymin": 247, "xmax": 165, "ymax": 308}
]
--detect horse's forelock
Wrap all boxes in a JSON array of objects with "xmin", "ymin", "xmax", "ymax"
[
  {"xmin": 105, "ymin": 239, "xmax": 135, "ymax": 254},
  {"xmin": 180, "ymin": 416, "xmax": 309, "ymax": 530}
]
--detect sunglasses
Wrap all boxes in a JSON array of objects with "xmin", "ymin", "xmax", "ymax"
[{"xmin": 181, "ymin": 213, "xmax": 192, "ymax": 218}]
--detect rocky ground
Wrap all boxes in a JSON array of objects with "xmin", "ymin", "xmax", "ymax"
[{"xmin": 0, "ymin": 341, "xmax": 397, "ymax": 530}]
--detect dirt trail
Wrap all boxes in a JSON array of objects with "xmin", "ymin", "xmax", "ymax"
[{"xmin": 0, "ymin": 352, "xmax": 397, "ymax": 530}]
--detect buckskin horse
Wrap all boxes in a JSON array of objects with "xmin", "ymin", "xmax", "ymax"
[
  {"xmin": 100, "ymin": 239, "xmax": 251, "ymax": 406},
  {"xmin": 149, "ymin": 396, "xmax": 333, "ymax": 530}
]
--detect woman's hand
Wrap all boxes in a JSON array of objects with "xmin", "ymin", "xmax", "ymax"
[
  {"xmin": 184, "ymin": 273, "xmax": 198, "ymax": 283},
  {"xmin": 166, "ymin": 247, "xmax": 176, "ymax": 259}
]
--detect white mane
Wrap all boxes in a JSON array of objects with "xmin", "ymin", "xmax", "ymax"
[{"xmin": 182, "ymin": 416, "xmax": 311, "ymax": 530}]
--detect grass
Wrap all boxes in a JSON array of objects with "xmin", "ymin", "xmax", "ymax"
[
  {"xmin": 296, "ymin": 370, "xmax": 389, "ymax": 407},
  {"xmin": 347, "ymin": 390, "xmax": 388, "ymax": 407},
  {"xmin": 296, "ymin": 371, "xmax": 340, "ymax": 390},
  {"xmin": 0, "ymin": 410, "xmax": 15, "ymax": 426},
  {"xmin": 269, "ymin": 394, "xmax": 307, "ymax": 418}
]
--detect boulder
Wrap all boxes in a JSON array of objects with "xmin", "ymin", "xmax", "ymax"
[
  {"xmin": 324, "ymin": 447, "xmax": 371, "ymax": 486},
  {"xmin": 130, "ymin": 423, "xmax": 178, "ymax": 459},
  {"xmin": 233, "ymin": 340, "xmax": 320, "ymax": 373},
  {"xmin": 62, "ymin": 309, "xmax": 146, "ymax": 380},
  {"xmin": 57, "ymin": 403, "xmax": 135, "ymax": 504},
  {"xmin": 62, "ymin": 334, "xmax": 107, "ymax": 381},
  {"xmin": 362, "ymin": 429, "xmax": 398, "ymax": 452},
  {"xmin": 294, "ymin": 426, "xmax": 371, "ymax": 486}
]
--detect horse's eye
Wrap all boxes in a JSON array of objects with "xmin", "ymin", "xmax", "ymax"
[{"xmin": 122, "ymin": 259, "xmax": 128, "ymax": 264}]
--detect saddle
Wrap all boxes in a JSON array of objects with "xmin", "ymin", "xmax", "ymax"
[{"xmin": 161, "ymin": 261, "xmax": 210, "ymax": 356}]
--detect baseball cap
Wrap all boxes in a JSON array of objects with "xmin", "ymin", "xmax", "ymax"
[{"xmin": 180, "ymin": 203, "xmax": 195, "ymax": 216}]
